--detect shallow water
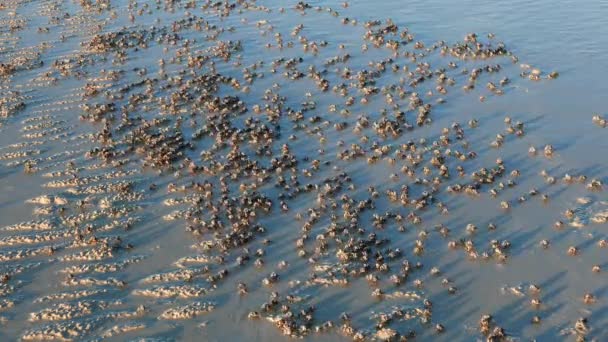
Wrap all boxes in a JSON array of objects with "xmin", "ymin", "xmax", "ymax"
[{"xmin": 0, "ymin": 0, "xmax": 607, "ymax": 341}]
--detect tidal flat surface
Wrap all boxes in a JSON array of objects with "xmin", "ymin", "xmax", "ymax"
[{"xmin": 0, "ymin": 0, "xmax": 607, "ymax": 341}]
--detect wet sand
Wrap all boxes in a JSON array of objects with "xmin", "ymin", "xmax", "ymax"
[{"xmin": 0, "ymin": 0, "xmax": 607, "ymax": 341}]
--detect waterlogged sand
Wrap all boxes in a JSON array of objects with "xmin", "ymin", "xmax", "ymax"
[{"xmin": 0, "ymin": 0, "xmax": 607, "ymax": 341}]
